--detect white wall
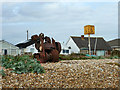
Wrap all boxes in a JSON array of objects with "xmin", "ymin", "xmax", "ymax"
[
  {"xmin": 96, "ymin": 50, "xmax": 105, "ymax": 56},
  {"xmin": 24, "ymin": 44, "xmax": 38, "ymax": 54},
  {"xmin": 0, "ymin": 40, "xmax": 20, "ymax": 56},
  {"xmin": 60, "ymin": 43, "xmax": 70, "ymax": 55},
  {"xmin": 66, "ymin": 37, "xmax": 80, "ymax": 54}
]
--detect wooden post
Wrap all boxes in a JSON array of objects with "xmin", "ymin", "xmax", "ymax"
[
  {"xmin": 94, "ymin": 37, "xmax": 97, "ymax": 55},
  {"xmin": 88, "ymin": 34, "xmax": 91, "ymax": 56}
]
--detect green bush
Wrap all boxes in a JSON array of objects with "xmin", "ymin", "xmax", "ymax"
[
  {"xmin": 70, "ymin": 53, "xmax": 86, "ymax": 56},
  {"xmin": 112, "ymin": 55, "xmax": 119, "ymax": 59},
  {"xmin": 96, "ymin": 56, "xmax": 105, "ymax": 59},
  {"xmin": 59, "ymin": 54, "xmax": 109, "ymax": 60},
  {"xmin": 59, "ymin": 54, "xmax": 89, "ymax": 60},
  {"xmin": 1, "ymin": 55, "xmax": 45, "ymax": 74},
  {"xmin": 107, "ymin": 55, "xmax": 119, "ymax": 59},
  {"xmin": 0, "ymin": 69, "xmax": 6, "ymax": 77},
  {"xmin": 90, "ymin": 56, "xmax": 97, "ymax": 59}
]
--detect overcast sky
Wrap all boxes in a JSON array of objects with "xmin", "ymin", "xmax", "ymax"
[{"xmin": 1, "ymin": 1, "xmax": 118, "ymax": 44}]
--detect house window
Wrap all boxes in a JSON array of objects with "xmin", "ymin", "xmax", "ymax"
[
  {"xmin": 63, "ymin": 49, "xmax": 69, "ymax": 54},
  {"xmin": 30, "ymin": 48, "xmax": 34, "ymax": 53},
  {"xmin": 63, "ymin": 49, "xmax": 65, "ymax": 53},
  {"xmin": 66, "ymin": 50, "xmax": 69, "ymax": 53}
]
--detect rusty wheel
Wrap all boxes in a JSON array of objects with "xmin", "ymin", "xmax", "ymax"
[
  {"xmin": 50, "ymin": 49, "xmax": 59, "ymax": 62},
  {"xmin": 55, "ymin": 42, "xmax": 61, "ymax": 53}
]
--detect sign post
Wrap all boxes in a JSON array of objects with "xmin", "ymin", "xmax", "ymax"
[
  {"xmin": 84, "ymin": 25, "xmax": 95, "ymax": 56},
  {"xmin": 88, "ymin": 34, "xmax": 91, "ymax": 56}
]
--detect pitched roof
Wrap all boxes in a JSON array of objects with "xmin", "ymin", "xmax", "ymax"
[
  {"xmin": 71, "ymin": 36, "xmax": 112, "ymax": 50},
  {"xmin": 0, "ymin": 40, "xmax": 19, "ymax": 48},
  {"xmin": 16, "ymin": 39, "xmax": 35, "ymax": 48},
  {"xmin": 107, "ymin": 39, "xmax": 120, "ymax": 47}
]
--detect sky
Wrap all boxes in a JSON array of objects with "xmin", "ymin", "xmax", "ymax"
[{"xmin": 1, "ymin": 1, "xmax": 119, "ymax": 45}]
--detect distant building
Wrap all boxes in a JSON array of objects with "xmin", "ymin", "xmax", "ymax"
[
  {"xmin": 66, "ymin": 36, "xmax": 112, "ymax": 56},
  {"xmin": 16, "ymin": 39, "xmax": 37, "ymax": 55},
  {"xmin": 60, "ymin": 43, "xmax": 71, "ymax": 55},
  {"xmin": 107, "ymin": 39, "xmax": 120, "ymax": 51},
  {"xmin": 23, "ymin": 44, "xmax": 38, "ymax": 54},
  {"xmin": 0, "ymin": 40, "xmax": 20, "ymax": 56}
]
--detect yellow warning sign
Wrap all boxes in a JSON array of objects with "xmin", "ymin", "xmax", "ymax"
[{"xmin": 84, "ymin": 25, "xmax": 95, "ymax": 35}]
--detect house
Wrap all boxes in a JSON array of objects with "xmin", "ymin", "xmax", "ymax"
[
  {"xmin": 0, "ymin": 40, "xmax": 20, "ymax": 56},
  {"xmin": 16, "ymin": 39, "xmax": 37, "ymax": 55},
  {"xmin": 18, "ymin": 44, "xmax": 38, "ymax": 55},
  {"xmin": 60, "ymin": 43, "xmax": 71, "ymax": 55},
  {"xmin": 107, "ymin": 39, "xmax": 120, "ymax": 51},
  {"xmin": 66, "ymin": 36, "xmax": 112, "ymax": 56},
  {"xmin": 24, "ymin": 44, "xmax": 38, "ymax": 54}
]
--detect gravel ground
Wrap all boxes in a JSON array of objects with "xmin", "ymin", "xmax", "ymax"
[{"xmin": 1, "ymin": 59, "xmax": 119, "ymax": 88}]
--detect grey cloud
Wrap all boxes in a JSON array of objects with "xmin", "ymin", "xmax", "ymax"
[
  {"xmin": 2, "ymin": 2, "xmax": 118, "ymax": 44},
  {"xmin": 2, "ymin": 2, "xmax": 94, "ymax": 23}
]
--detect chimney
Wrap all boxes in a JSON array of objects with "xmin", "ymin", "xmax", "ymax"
[
  {"xmin": 27, "ymin": 30, "xmax": 28, "ymax": 40},
  {"xmin": 81, "ymin": 35, "xmax": 84, "ymax": 40}
]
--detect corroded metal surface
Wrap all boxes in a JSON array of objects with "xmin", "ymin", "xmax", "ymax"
[{"xmin": 31, "ymin": 33, "xmax": 61, "ymax": 63}]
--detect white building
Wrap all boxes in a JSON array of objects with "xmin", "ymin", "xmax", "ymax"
[
  {"xmin": 23, "ymin": 44, "xmax": 38, "ymax": 54},
  {"xmin": 16, "ymin": 39, "xmax": 38, "ymax": 55},
  {"xmin": 0, "ymin": 40, "xmax": 20, "ymax": 56},
  {"xmin": 108, "ymin": 39, "xmax": 120, "ymax": 51},
  {"xmin": 66, "ymin": 36, "xmax": 112, "ymax": 56},
  {"xmin": 60, "ymin": 43, "xmax": 71, "ymax": 55}
]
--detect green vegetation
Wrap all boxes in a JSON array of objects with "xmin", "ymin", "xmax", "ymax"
[
  {"xmin": 107, "ymin": 55, "xmax": 119, "ymax": 59},
  {"xmin": 1, "ymin": 55, "xmax": 45, "ymax": 74},
  {"xmin": 59, "ymin": 53, "xmax": 92, "ymax": 60},
  {"xmin": 0, "ymin": 69, "xmax": 6, "ymax": 77},
  {"xmin": 59, "ymin": 53, "xmax": 120, "ymax": 60}
]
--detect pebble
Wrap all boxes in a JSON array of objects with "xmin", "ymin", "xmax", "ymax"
[{"xmin": 1, "ymin": 59, "xmax": 119, "ymax": 88}]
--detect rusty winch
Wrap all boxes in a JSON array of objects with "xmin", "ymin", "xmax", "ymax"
[{"xmin": 31, "ymin": 33, "xmax": 61, "ymax": 63}]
